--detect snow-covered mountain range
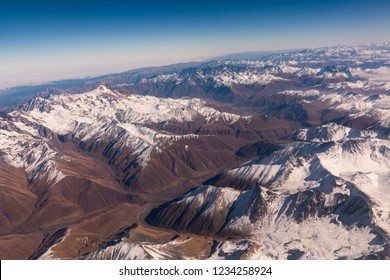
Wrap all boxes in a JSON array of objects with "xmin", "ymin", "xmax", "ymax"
[{"xmin": 0, "ymin": 44, "xmax": 389, "ymax": 260}]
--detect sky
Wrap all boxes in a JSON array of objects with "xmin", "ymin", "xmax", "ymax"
[{"xmin": 1, "ymin": 0, "xmax": 390, "ymax": 90}]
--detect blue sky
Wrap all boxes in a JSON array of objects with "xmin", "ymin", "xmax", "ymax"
[{"xmin": 1, "ymin": 0, "xmax": 390, "ymax": 89}]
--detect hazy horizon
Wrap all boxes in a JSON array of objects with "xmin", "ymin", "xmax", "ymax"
[
  {"xmin": 1, "ymin": 41, "xmax": 389, "ymax": 92},
  {"xmin": 2, "ymin": 0, "xmax": 390, "ymax": 90}
]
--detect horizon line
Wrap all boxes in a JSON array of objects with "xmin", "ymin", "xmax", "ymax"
[{"xmin": 1, "ymin": 40, "xmax": 389, "ymax": 92}]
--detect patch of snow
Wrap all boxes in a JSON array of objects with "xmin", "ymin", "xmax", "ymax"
[{"xmin": 249, "ymin": 217, "xmax": 383, "ymax": 259}]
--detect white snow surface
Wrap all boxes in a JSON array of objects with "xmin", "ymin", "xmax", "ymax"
[
  {"xmin": 177, "ymin": 185, "xmax": 240, "ymax": 218},
  {"xmin": 1, "ymin": 85, "xmax": 252, "ymax": 176},
  {"xmin": 292, "ymin": 123, "xmax": 354, "ymax": 142},
  {"xmin": 213, "ymin": 69, "xmax": 285, "ymax": 86},
  {"xmin": 318, "ymin": 92, "xmax": 390, "ymax": 128},
  {"xmin": 204, "ymin": 123, "xmax": 390, "ymax": 258},
  {"xmin": 259, "ymin": 124, "xmax": 388, "ymax": 229},
  {"xmin": 247, "ymin": 217, "xmax": 382, "ymax": 259},
  {"xmin": 23, "ymin": 85, "xmax": 250, "ymax": 135},
  {"xmin": 0, "ymin": 119, "xmax": 64, "ymax": 186}
]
